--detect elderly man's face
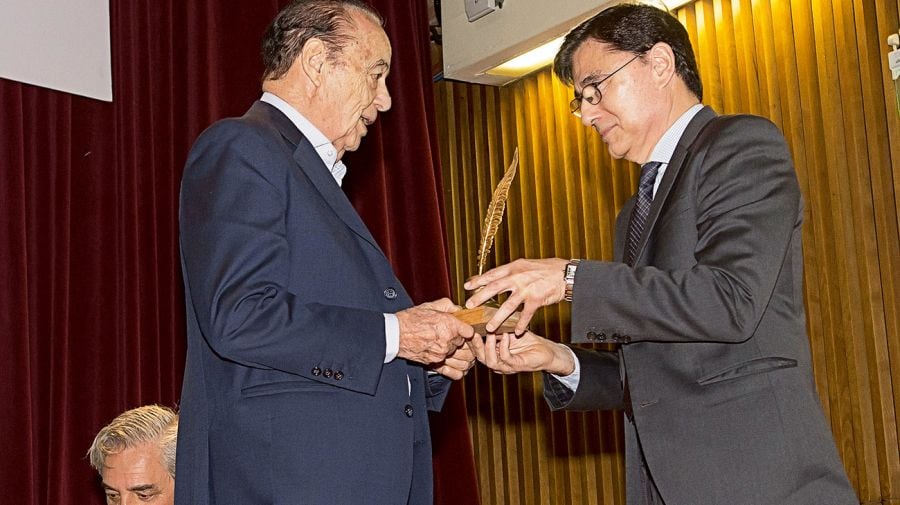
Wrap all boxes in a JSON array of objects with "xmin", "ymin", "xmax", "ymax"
[
  {"xmin": 319, "ymin": 10, "xmax": 392, "ymax": 160},
  {"xmin": 101, "ymin": 442, "xmax": 173, "ymax": 505},
  {"xmin": 571, "ymin": 40, "xmax": 660, "ymax": 164}
]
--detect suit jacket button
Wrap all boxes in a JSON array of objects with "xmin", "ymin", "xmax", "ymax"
[
  {"xmin": 384, "ymin": 287, "xmax": 398, "ymax": 299},
  {"xmin": 622, "ymin": 335, "xmax": 632, "ymax": 343},
  {"xmin": 323, "ymin": 368, "xmax": 333, "ymax": 378},
  {"xmin": 586, "ymin": 331, "xmax": 597, "ymax": 341},
  {"xmin": 311, "ymin": 366, "xmax": 322, "ymax": 376},
  {"xmin": 404, "ymin": 404, "xmax": 414, "ymax": 417},
  {"xmin": 597, "ymin": 333, "xmax": 607, "ymax": 342},
  {"xmin": 612, "ymin": 333, "xmax": 620, "ymax": 340},
  {"xmin": 334, "ymin": 371, "xmax": 344, "ymax": 380}
]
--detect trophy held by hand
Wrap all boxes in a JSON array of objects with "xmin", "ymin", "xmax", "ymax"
[{"xmin": 454, "ymin": 148, "xmax": 522, "ymax": 335}]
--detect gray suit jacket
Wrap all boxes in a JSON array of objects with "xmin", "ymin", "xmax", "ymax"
[{"xmin": 545, "ymin": 107, "xmax": 857, "ymax": 505}]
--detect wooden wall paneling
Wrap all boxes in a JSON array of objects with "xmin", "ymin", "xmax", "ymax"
[
  {"xmin": 692, "ymin": 0, "xmax": 724, "ymax": 113},
  {"xmin": 495, "ymin": 85, "xmax": 526, "ymax": 505},
  {"xmin": 758, "ymin": 0, "xmax": 784, "ymax": 123},
  {"xmin": 712, "ymin": 0, "xmax": 741, "ymax": 113},
  {"xmin": 849, "ymin": 0, "xmax": 900, "ymax": 498},
  {"xmin": 879, "ymin": 0, "xmax": 900, "ymax": 239},
  {"xmin": 520, "ymin": 76, "xmax": 556, "ymax": 505},
  {"xmin": 869, "ymin": 7, "xmax": 900, "ymax": 485},
  {"xmin": 860, "ymin": 3, "xmax": 900, "ymax": 496},
  {"xmin": 803, "ymin": 0, "xmax": 867, "ymax": 490},
  {"xmin": 787, "ymin": 0, "xmax": 837, "ymax": 423},
  {"xmin": 732, "ymin": 0, "xmax": 762, "ymax": 113},
  {"xmin": 539, "ymin": 71, "xmax": 584, "ymax": 505},
  {"xmin": 510, "ymin": 83, "xmax": 545, "ymax": 505},
  {"xmin": 823, "ymin": 0, "xmax": 884, "ymax": 497}
]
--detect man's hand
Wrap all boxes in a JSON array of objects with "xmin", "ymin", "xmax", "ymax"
[
  {"xmin": 431, "ymin": 340, "xmax": 478, "ymax": 380},
  {"xmin": 476, "ymin": 331, "xmax": 575, "ymax": 376},
  {"xmin": 463, "ymin": 258, "xmax": 568, "ymax": 334},
  {"xmin": 396, "ymin": 298, "xmax": 475, "ymax": 365}
]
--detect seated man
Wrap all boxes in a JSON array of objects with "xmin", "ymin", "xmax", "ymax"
[{"xmin": 87, "ymin": 405, "xmax": 178, "ymax": 505}]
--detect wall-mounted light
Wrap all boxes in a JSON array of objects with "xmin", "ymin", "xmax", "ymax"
[
  {"xmin": 479, "ymin": 0, "xmax": 697, "ymax": 82},
  {"xmin": 442, "ymin": 0, "xmax": 698, "ymax": 86},
  {"xmin": 485, "ymin": 37, "xmax": 563, "ymax": 78},
  {"xmin": 661, "ymin": 0, "xmax": 694, "ymax": 10}
]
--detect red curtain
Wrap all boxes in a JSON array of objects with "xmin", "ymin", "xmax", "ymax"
[{"xmin": 0, "ymin": 1, "xmax": 479, "ymax": 504}]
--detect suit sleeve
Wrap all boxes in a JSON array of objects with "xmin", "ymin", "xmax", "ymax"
[
  {"xmin": 180, "ymin": 121, "xmax": 387, "ymax": 395},
  {"xmin": 543, "ymin": 348, "xmax": 624, "ymax": 411},
  {"xmin": 572, "ymin": 116, "xmax": 801, "ymax": 344},
  {"xmin": 425, "ymin": 373, "xmax": 452, "ymax": 411}
]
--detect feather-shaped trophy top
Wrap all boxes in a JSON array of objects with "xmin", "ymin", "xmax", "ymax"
[{"xmin": 476, "ymin": 148, "xmax": 519, "ymax": 275}]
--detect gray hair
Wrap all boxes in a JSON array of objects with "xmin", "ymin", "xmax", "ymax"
[
  {"xmin": 87, "ymin": 404, "xmax": 178, "ymax": 479},
  {"xmin": 261, "ymin": 0, "xmax": 384, "ymax": 81}
]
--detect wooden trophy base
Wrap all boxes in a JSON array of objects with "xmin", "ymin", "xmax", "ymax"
[{"xmin": 454, "ymin": 304, "xmax": 521, "ymax": 335}]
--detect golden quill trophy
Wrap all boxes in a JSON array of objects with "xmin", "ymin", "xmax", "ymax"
[{"xmin": 454, "ymin": 148, "xmax": 522, "ymax": 334}]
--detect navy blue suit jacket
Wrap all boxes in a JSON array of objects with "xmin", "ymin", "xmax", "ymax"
[{"xmin": 175, "ymin": 101, "xmax": 450, "ymax": 505}]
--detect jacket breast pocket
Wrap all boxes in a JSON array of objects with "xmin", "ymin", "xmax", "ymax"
[
  {"xmin": 697, "ymin": 357, "xmax": 797, "ymax": 386},
  {"xmin": 240, "ymin": 379, "xmax": 334, "ymax": 398}
]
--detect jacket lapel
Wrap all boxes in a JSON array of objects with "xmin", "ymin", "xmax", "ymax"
[
  {"xmin": 631, "ymin": 106, "xmax": 717, "ymax": 266},
  {"xmin": 251, "ymin": 101, "xmax": 383, "ymax": 252}
]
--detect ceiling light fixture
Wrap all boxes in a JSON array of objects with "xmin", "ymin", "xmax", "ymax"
[{"xmin": 485, "ymin": 36, "xmax": 563, "ymax": 78}]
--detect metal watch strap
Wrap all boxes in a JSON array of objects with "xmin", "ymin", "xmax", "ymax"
[{"xmin": 564, "ymin": 259, "xmax": 580, "ymax": 302}]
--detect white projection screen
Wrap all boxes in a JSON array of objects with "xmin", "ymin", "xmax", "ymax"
[{"xmin": 0, "ymin": 0, "xmax": 112, "ymax": 101}]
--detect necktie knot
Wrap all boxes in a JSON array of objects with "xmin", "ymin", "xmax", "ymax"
[{"xmin": 638, "ymin": 161, "xmax": 661, "ymax": 199}]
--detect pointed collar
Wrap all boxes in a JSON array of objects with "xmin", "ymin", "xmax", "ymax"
[
  {"xmin": 260, "ymin": 92, "xmax": 347, "ymax": 186},
  {"xmin": 646, "ymin": 103, "xmax": 705, "ymax": 165}
]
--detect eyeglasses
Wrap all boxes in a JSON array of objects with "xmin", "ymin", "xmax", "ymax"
[{"xmin": 569, "ymin": 54, "xmax": 640, "ymax": 117}]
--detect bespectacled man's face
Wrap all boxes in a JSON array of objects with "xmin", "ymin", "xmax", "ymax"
[
  {"xmin": 101, "ymin": 443, "xmax": 173, "ymax": 505},
  {"xmin": 318, "ymin": 10, "xmax": 392, "ymax": 161},
  {"xmin": 571, "ymin": 39, "xmax": 660, "ymax": 164}
]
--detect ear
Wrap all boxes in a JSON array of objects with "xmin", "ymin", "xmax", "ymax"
[
  {"xmin": 299, "ymin": 38, "xmax": 328, "ymax": 88},
  {"xmin": 646, "ymin": 42, "xmax": 677, "ymax": 90}
]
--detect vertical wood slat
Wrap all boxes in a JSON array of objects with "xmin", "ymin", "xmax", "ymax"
[{"xmin": 433, "ymin": 0, "xmax": 900, "ymax": 502}]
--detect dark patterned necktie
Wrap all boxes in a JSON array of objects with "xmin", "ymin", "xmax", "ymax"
[{"xmin": 624, "ymin": 161, "xmax": 661, "ymax": 266}]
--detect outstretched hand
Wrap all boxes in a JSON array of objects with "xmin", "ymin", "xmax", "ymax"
[
  {"xmin": 463, "ymin": 258, "xmax": 568, "ymax": 334},
  {"xmin": 475, "ymin": 331, "xmax": 575, "ymax": 376}
]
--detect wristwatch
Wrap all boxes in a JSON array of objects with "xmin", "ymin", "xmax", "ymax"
[{"xmin": 563, "ymin": 259, "xmax": 580, "ymax": 302}]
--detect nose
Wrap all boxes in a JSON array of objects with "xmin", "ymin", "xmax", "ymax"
[
  {"xmin": 579, "ymin": 100, "xmax": 602, "ymax": 127},
  {"xmin": 374, "ymin": 79, "xmax": 392, "ymax": 112}
]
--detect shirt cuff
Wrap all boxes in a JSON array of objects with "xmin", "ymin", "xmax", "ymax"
[
  {"xmin": 550, "ymin": 347, "xmax": 581, "ymax": 391},
  {"xmin": 384, "ymin": 313, "xmax": 400, "ymax": 363}
]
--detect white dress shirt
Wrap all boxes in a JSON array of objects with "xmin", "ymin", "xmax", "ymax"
[{"xmin": 261, "ymin": 92, "xmax": 401, "ymax": 363}]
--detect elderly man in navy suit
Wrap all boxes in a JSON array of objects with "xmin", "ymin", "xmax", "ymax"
[
  {"xmin": 466, "ymin": 4, "xmax": 856, "ymax": 505},
  {"xmin": 175, "ymin": 1, "xmax": 476, "ymax": 504}
]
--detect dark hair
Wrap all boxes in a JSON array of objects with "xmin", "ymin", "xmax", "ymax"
[
  {"xmin": 261, "ymin": 0, "xmax": 383, "ymax": 81},
  {"xmin": 553, "ymin": 4, "xmax": 702, "ymax": 101}
]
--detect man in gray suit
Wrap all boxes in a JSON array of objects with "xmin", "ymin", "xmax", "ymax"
[{"xmin": 464, "ymin": 4, "xmax": 857, "ymax": 504}]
